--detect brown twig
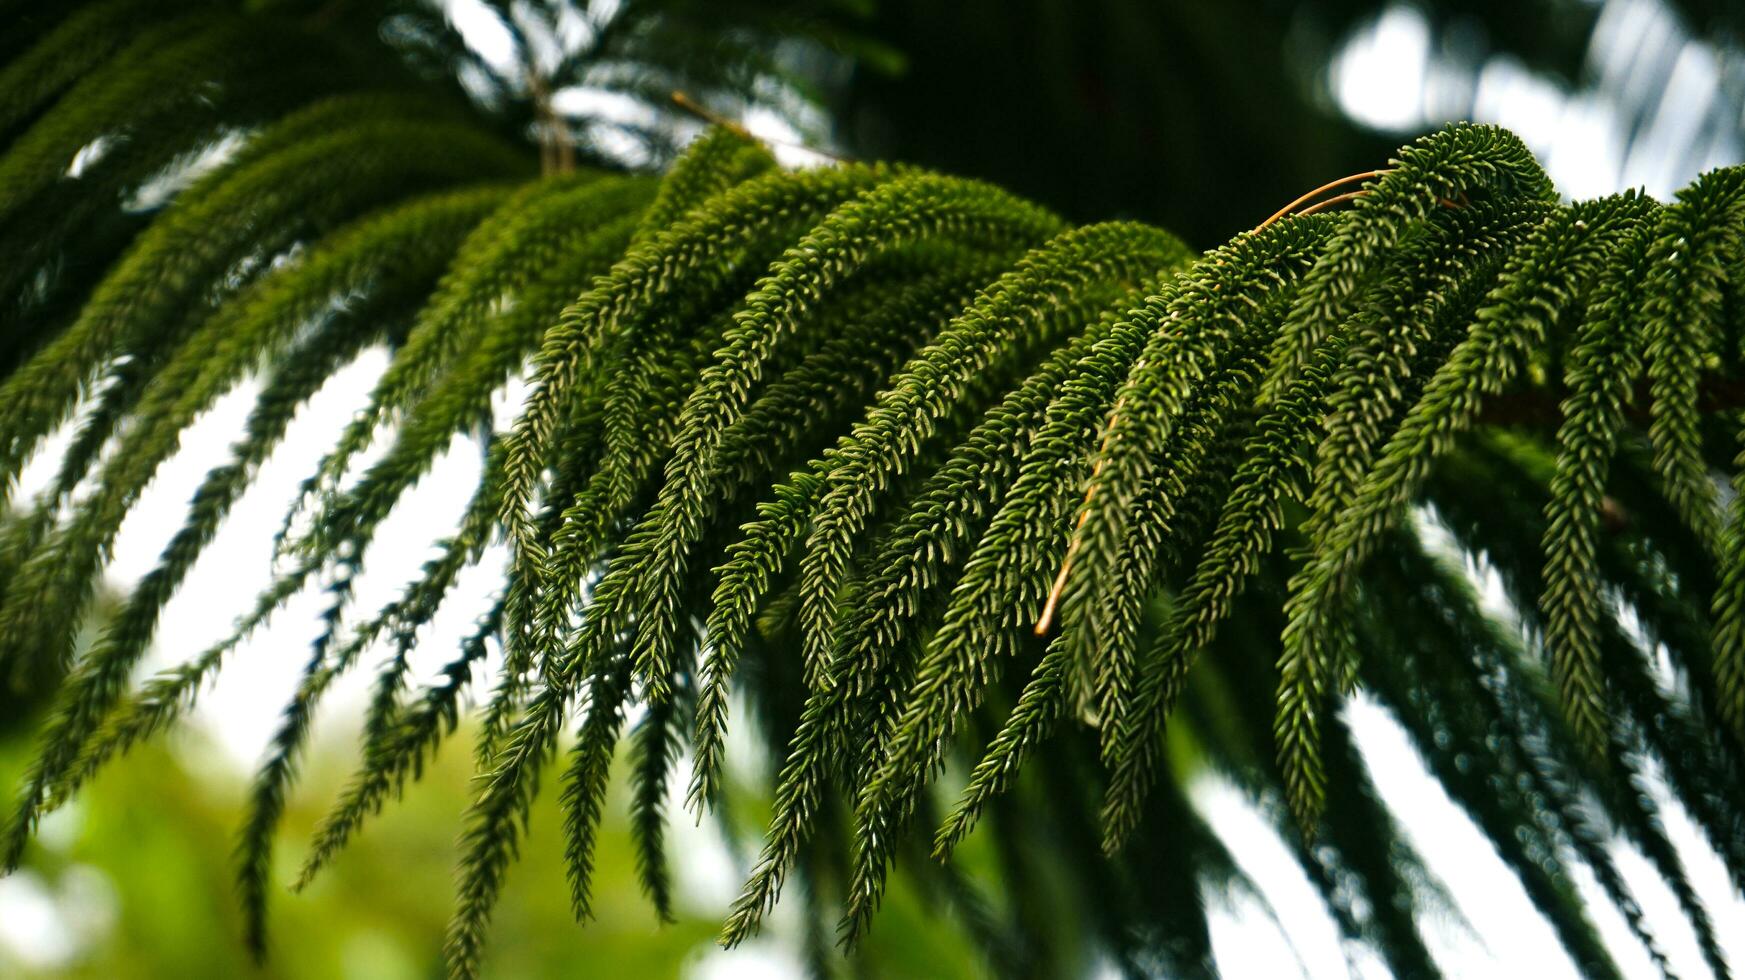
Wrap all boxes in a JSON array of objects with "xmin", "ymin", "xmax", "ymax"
[
  {"xmin": 1254, "ymin": 170, "xmax": 1391, "ymax": 232},
  {"xmin": 1293, "ymin": 189, "xmax": 1367, "ymax": 218},
  {"xmin": 1034, "ymin": 481, "xmax": 1094, "ymax": 635},
  {"xmin": 1039, "ymin": 173, "xmax": 1378, "ymax": 635},
  {"xmin": 669, "ymin": 91, "xmax": 854, "ymax": 163},
  {"xmin": 1035, "ymin": 366, "xmax": 1142, "ymax": 636},
  {"xmin": 670, "ymin": 91, "xmax": 756, "ymax": 142},
  {"xmin": 527, "ymin": 71, "xmax": 573, "ymax": 175},
  {"xmin": 1036, "ymin": 177, "xmax": 1486, "ymax": 635},
  {"xmin": 1036, "ymin": 375, "xmax": 1745, "ymax": 636}
]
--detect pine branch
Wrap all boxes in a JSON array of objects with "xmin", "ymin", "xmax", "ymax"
[{"xmin": 4, "ymin": 13, "xmax": 1745, "ymax": 972}]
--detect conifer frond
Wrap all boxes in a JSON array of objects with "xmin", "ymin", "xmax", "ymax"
[
  {"xmin": 1270, "ymin": 199, "xmax": 1563, "ymax": 823},
  {"xmin": 0, "ymin": 116, "xmax": 529, "ymax": 502},
  {"xmin": 496, "ymin": 163, "xmax": 898, "ymax": 558},
  {"xmin": 1715, "ymin": 412, "xmax": 1745, "ymax": 744},
  {"xmin": 2, "ymin": 291, "xmax": 411, "ymax": 868},
  {"xmin": 0, "ymin": 185, "xmax": 511, "ymax": 681},
  {"xmin": 614, "ymin": 173, "xmax": 1064, "ymax": 706},
  {"xmin": 0, "ymin": 0, "xmax": 176, "ymax": 138},
  {"xmin": 289, "ymin": 180, "xmax": 655, "ymax": 559},
  {"xmin": 1260, "ymin": 122, "xmax": 1555, "ymax": 399},
  {"xmin": 291, "ymin": 170, "xmax": 629, "ymax": 522},
  {"xmin": 1643, "ymin": 168, "xmax": 1745, "ymax": 548},
  {"xmin": 5, "ymin": 11, "xmax": 1745, "ymax": 969},
  {"xmin": 1541, "ymin": 218, "xmax": 1660, "ymax": 757}
]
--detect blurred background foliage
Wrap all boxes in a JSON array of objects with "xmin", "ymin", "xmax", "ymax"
[
  {"xmin": 3, "ymin": 0, "xmax": 1744, "ymax": 976},
  {"xmin": 0, "ymin": 711, "xmax": 1020, "ymax": 977},
  {"xmin": 839, "ymin": 0, "xmax": 1745, "ymax": 244},
  {"xmin": 1, "ymin": 578, "xmax": 1106, "ymax": 978}
]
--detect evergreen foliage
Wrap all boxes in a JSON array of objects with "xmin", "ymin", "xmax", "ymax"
[{"xmin": 3, "ymin": 4, "xmax": 1745, "ymax": 977}]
